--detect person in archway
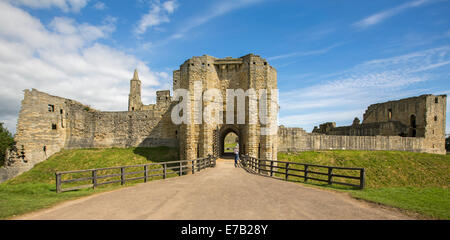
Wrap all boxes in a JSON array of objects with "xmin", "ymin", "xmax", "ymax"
[{"xmin": 233, "ymin": 144, "xmax": 239, "ymax": 168}]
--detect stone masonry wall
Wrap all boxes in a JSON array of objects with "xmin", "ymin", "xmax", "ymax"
[
  {"xmin": 1, "ymin": 89, "xmax": 177, "ymax": 182},
  {"xmin": 278, "ymin": 126, "xmax": 436, "ymax": 154}
]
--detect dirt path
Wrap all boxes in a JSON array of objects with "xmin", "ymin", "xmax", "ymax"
[{"xmin": 15, "ymin": 159, "xmax": 412, "ymax": 220}]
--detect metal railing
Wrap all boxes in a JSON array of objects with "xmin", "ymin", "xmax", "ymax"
[
  {"xmin": 56, "ymin": 156, "xmax": 216, "ymax": 193},
  {"xmin": 240, "ymin": 155, "xmax": 365, "ymax": 189}
]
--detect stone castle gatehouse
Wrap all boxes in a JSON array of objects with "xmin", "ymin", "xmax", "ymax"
[{"xmin": 0, "ymin": 54, "xmax": 446, "ymax": 182}]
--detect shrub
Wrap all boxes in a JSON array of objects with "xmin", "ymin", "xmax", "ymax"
[{"xmin": 0, "ymin": 123, "xmax": 15, "ymax": 167}]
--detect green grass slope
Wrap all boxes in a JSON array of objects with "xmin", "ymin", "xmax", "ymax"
[
  {"xmin": 278, "ymin": 150, "xmax": 450, "ymax": 219},
  {"xmin": 0, "ymin": 147, "xmax": 178, "ymax": 219}
]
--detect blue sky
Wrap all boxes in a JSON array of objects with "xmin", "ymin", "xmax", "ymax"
[{"xmin": 0, "ymin": 0, "xmax": 449, "ymax": 134}]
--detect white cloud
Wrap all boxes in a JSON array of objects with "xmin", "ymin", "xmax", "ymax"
[
  {"xmin": 148, "ymin": 0, "xmax": 265, "ymax": 46},
  {"xmin": 353, "ymin": 0, "xmax": 432, "ymax": 29},
  {"xmin": 2, "ymin": 0, "xmax": 90, "ymax": 12},
  {"xmin": 135, "ymin": 0, "xmax": 178, "ymax": 35},
  {"xmin": 0, "ymin": 1, "xmax": 168, "ymax": 133},
  {"xmin": 93, "ymin": 1, "xmax": 105, "ymax": 10},
  {"xmin": 268, "ymin": 43, "xmax": 343, "ymax": 61}
]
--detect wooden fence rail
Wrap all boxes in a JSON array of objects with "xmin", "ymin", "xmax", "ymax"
[
  {"xmin": 56, "ymin": 155, "xmax": 216, "ymax": 193},
  {"xmin": 240, "ymin": 155, "xmax": 365, "ymax": 189}
]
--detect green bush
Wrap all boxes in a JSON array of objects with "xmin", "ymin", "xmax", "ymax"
[{"xmin": 0, "ymin": 123, "xmax": 15, "ymax": 167}]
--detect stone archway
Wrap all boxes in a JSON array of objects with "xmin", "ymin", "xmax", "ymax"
[{"xmin": 219, "ymin": 125, "xmax": 241, "ymax": 157}]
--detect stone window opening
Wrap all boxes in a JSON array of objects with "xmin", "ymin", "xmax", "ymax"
[
  {"xmin": 434, "ymin": 116, "xmax": 438, "ymax": 121},
  {"xmin": 43, "ymin": 146, "xmax": 46, "ymax": 152},
  {"xmin": 435, "ymin": 97, "xmax": 438, "ymax": 103},
  {"xmin": 132, "ymin": 107, "xmax": 135, "ymax": 111},
  {"xmin": 51, "ymin": 124, "xmax": 57, "ymax": 130},
  {"xmin": 48, "ymin": 104, "xmax": 55, "ymax": 112},
  {"xmin": 388, "ymin": 109, "xmax": 392, "ymax": 120},
  {"xmin": 410, "ymin": 114, "xmax": 417, "ymax": 137}
]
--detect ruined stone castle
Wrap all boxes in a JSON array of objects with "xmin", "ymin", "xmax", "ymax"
[{"xmin": 0, "ymin": 54, "xmax": 446, "ymax": 182}]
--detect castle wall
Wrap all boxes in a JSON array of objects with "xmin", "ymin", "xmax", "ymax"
[
  {"xmin": 322, "ymin": 121, "xmax": 409, "ymax": 136},
  {"xmin": 278, "ymin": 126, "xmax": 444, "ymax": 154},
  {"xmin": 1, "ymin": 89, "xmax": 177, "ymax": 182},
  {"xmin": 1, "ymin": 89, "xmax": 69, "ymax": 182}
]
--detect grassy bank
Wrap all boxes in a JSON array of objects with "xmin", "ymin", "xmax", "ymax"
[
  {"xmin": 0, "ymin": 147, "xmax": 178, "ymax": 219},
  {"xmin": 277, "ymin": 150, "xmax": 450, "ymax": 219}
]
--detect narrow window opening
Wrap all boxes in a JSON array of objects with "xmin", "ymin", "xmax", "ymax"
[
  {"xmin": 435, "ymin": 97, "xmax": 438, "ymax": 103},
  {"xmin": 51, "ymin": 124, "xmax": 57, "ymax": 130},
  {"xmin": 434, "ymin": 116, "xmax": 438, "ymax": 121},
  {"xmin": 48, "ymin": 104, "xmax": 55, "ymax": 112},
  {"xmin": 388, "ymin": 109, "xmax": 392, "ymax": 120},
  {"xmin": 43, "ymin": 146, "xmax": 46, "ymax": 152}
]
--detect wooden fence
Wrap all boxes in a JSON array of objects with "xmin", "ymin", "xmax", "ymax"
[
  {"xmin": 240, "ymin": 155, "xmax": 365, "ymax": 189},
  {"xmin": 56, "ymin": 156, "xmax": 216, "ymax": 193}
]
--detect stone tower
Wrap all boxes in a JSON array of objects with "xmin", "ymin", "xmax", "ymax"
[
  {"xmin": 128, "ymin": 69, "xmax": 143, "ymax": 111},
  {"xmin": 173, "ymin": 54, "xmax": 279, "ymax": 161}
]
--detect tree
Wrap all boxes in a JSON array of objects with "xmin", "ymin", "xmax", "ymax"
[{"xmin": 0, "ymin": 123, "xmax": 15, "ymax": 167}]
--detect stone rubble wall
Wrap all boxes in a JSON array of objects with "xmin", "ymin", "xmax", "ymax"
[{"xmin": 278, "ymin": 126, "xmax": 445, "ymax": 154}]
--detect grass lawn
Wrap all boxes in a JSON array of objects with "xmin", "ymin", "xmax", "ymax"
[
  {"xmin": 0, "ymin": 147, "xmax": 178, "ymax": 219},
  {"xmin": 224, "ymin": 143, "xmax": 237, "ymax": 153},
  {"xmin": 277, "ymin": 150, "xmax": 450, "ymax": 219}
]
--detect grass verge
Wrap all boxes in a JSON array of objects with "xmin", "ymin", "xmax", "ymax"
[
  {"xmin": 277, "ymin": 150, "xmax": 450, "ymax": 219},
  {"xmin": 0, "ymin": 147, "xmax": 178, "ymax": 219}
]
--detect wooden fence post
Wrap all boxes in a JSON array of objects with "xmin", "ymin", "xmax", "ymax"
[
  {"xmin": 258, "ymin": 159, "xmax": 260, "ymax": 174},
  {"xmin": 163, "ymin": 163, "xmax": 167, "ymax": 179},
  {"xmin": 121, "ymin": 167, "xmax": 125, "ymax": 185},
  {"xmin": 304, "ymin": 165, "xmax": 309, "ymax": 182},
  {"xmin": 179, "ymin": 161, "xmax": 183, "ymax": 176},
  {"xmin": 360, "ymin": 169, "xmax": 365, "ymax": 189},
  {"xmin": 92, "ymin": 170, "xmax": 97, "ymax": 189},
  {"xmin": 270, "ymin": 161, "xmax": 274, "ymax": 177},
  {"xmin": 144, "ymin": 165, "xmax": 148, "ymax": 183},
  {"xmin": 56, "ymin": 173, "xmax": 61, "ymax": 193},
  {"xmin": 285, "ymin": 163, "xmax": 289, "ymax": 180},
  {"xmin": 328, "ymin": 168, "xmax": 333, "ymax": 185}
]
